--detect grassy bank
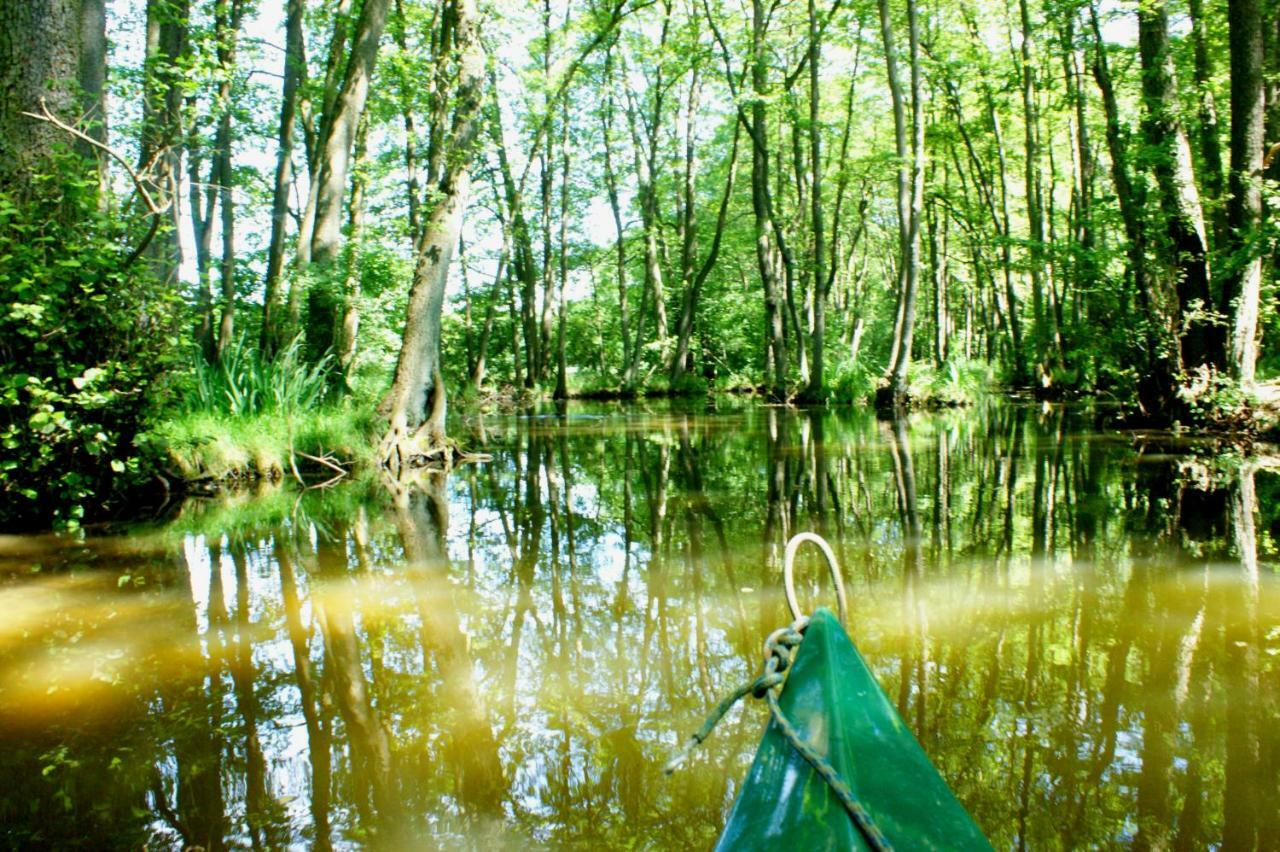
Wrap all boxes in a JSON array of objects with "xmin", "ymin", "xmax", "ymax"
[{"xmin": 143, "ymin": 405, "xmax": 380, "ymax": 483}]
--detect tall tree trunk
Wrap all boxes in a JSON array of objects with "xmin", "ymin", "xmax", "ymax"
[
  {"xmin": 138, "ymin": 0, "xmax": 189, "ymax": 287},
  {"xmin": 601, "ymin": 42, "xmax": 633, "ymax": 388},
  {"xmin": 1090, "ymin": 4, "xmax": 1177, "ymax": 410},
  {"xmin": 310, "ymin": 0, "xmax": 390, "ymax": 265},
  {"xmin": 802, "ymin": 0, "xmax": 828, "ymax": 401},
  {"xmin": 213, "ymin": 0, "xmax": 245, "ymax": 360},
  {"xmin": 261, "ymin": 0, "xmax": 307, "ymax": 357},
  {"xmin": 1188, "ymin": 0, "xmax": 1226, "ymax": 248},
  {"xmin": 1138, "ymin": 0, "xmax": 1222, "ymax": 371},
  {"xmin": 1019, "ymin": 0, "xmax": 1055, "ymax": 375},
  {"xmin": 78, "ymin": 0, "xmax": 107, "ymax": 169},
  {"xmin": 1223, "ymin": 0, "xmax": 1265, "ymax": 383},
  {"xmin": 310, "ymin": 0, "xmax": 390, "ymax": 374},
  {"xmin": 553, "ymin": 100, "xmax": 571, "ymax": 400},
  {"xmin": 379, "ymin": 0, "xmax": 485, "ymax": 472},
  {"xmin": 882, "ymin": 0, "xmax": 924, "ymax": 406},
  {"xmin": 670, "ymin": 124, "xmax": 740, "ymax": 384},
  {"xmin": 752, "ymin": 0, "xmax": 787, "ymax": 400}
]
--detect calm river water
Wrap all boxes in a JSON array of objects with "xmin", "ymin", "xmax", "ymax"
[{"xmin": 1, "ymin": 401, "xmax": 1277, "ymax": 849}]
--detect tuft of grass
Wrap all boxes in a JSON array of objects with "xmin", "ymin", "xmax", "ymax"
[{"xmin": 190, "ymin": 335, "xmax": 332, "ymax": 417}]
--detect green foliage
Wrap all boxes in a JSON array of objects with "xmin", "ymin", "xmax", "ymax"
[
  {"xmin": 187, "ymin": 334, "xmax": 332, "ymax": 417},
  {"xmin": 0, "ymin": 178, "xmax": 179, "ymax": 529},
  {"xmin": 829, "ymin": 357, "xmax": 879, "ymax": 404}
]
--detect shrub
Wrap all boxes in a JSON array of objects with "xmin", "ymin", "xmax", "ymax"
[{"xmin": 0, "ymin": 179, "xmax": 180, "ymax": 529}]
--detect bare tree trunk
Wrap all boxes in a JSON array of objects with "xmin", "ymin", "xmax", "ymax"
[
  {"xmin": 882, "ymin": 0, "xmax": 924, "ymax": 406},
  {"xmin": 137, "ymin": 0, "xmax": 189, "ymax": 287},
  {"xmin": 261, "ymin": 0, "xmax": 306, "ymax": 357},
  {"xmin": 751, "ymin": 0, "xmax": 787, "ymax": 400},
  {"xmin": 1138, "ymin": 0, "xmax": 1222, "ymax": 371},
  {"xmin": 1223, "ymin": 0, "xmax": 1264, "ymax": 383},
  {"xmin": 213, "ymin": 0, "xmax": 245, "ymax": 360},
  {"xmin": 801, "ymin": 0, "xmax": 828, "ymax": 401},
  {"xmin": 310, "ymin": 0, "xmax": 390, "ymax": 265},
  {"xmin": 379, "ymin": 0, "xmax": 485, "ymax": 472}
]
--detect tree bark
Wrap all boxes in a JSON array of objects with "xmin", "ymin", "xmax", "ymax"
[
  {"xmin": 801, "ymin": 0, "xmax": 828, "ymax": 401},
  {"xmin": 309, "ymin": 0, "xmax": 390, "ymax": 265},
  {"xmin": 751, "ymin": 0, "xmax": 787, "ymax": 400},
  {"xmin": 213, "ymin": 0, "xmax": 245, "ymax": 360},
  {"xmin": 0, "ymin": 0, "xmax": 100, "ymax": 195},
  {"xmin": 261, "ymin": 0, "xmax": 307, "ymax": 357},
  {"xmin": 1223, "ymin": 0, "xmax": 1265, "ymax": 383},
  {"xmin": 1138, "ymin": 0, "xmax": 1222, "ymax": 371},
  {"xmin": 379, "ymin": 0, "xmax": 485, "ymax": 472}
]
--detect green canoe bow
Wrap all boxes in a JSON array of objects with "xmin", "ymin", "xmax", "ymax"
[{"xmin": 715, "ymin": 608, "xmax": 991, "ymax": 851}]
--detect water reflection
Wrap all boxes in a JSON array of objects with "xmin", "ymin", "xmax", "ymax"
[{"xmin": 1, "ymin": 402, "xmax": 1278, "ymax": 848}]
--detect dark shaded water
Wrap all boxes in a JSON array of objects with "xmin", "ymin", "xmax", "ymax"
[{"xmin": 1, "ymin": 401, "xmax": 1278, "ymax": 849}]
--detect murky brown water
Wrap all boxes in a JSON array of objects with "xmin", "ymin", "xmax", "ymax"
[{"xmin": 1, "ymin": 401, "xmax": 1278, "ymax": 849}]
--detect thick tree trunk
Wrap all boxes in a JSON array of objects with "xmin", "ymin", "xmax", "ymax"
[
  {"xmin": 1223, "ymin": 0, "xmax": 1265, "ymax": 383},
  {"xmin": 0, "ymin": 0, "xmax": 97, "ymax": 196},
  {"xmin": 379, "ymin": 0, "xmax": 485, "ymax": 473},
  {"xmin": 261, "ymin": 0, "xmax": 306, "ymax": 357}
]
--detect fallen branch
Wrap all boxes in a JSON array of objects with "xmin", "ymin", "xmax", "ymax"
[{"xmin": 296, "ymin": 450, "xmax": 348, "ymax": 477}]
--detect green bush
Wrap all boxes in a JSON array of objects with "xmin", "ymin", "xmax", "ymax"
[{"xmin": 0, "ymin": 180, "xmax": 179, "ymax": 529}]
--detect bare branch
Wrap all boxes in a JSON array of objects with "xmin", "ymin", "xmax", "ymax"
[{"xmin": 22, "ymin": 98, "xmax": 169, "ymax": 217}]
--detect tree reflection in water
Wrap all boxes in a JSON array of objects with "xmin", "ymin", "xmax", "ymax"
[{"xmin": 0, "ymin": 401, "xmax": 1277, "ymax": 848}]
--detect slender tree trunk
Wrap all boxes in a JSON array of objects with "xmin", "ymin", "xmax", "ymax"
[
  {"xmin": 752, "ymin": 0, "xmax": 787, "ymax": 400},
  {"xmin": 1019, "ymin": 0, "xmax": 1054, "ymax": 375},
  {"xmin": 1188, "ymin": 0, "xmax": 1226, "ymax": 248},
  {"xmin": 310, "ymin": 0, "xmax": 390, "ymax": 265},
  {"xmin": 601, "ymin": 42, "xmax": 633, "ymax": 388},
  {"xmin": 553, "ymin": 100, "xmax": 571, "ymax": 400},
  {"xmin": 380, "ymin": 0, "xmax": 485, "ymax": 472},
  {"xmin": 213, "ymin": 0, "xmax": 245, "ymax": 360},
  {"xmin": 802, "ymin": 0, "xmax": 828, "ymax": 401},
  {"xmin": 1223, "ymin": 0, "xmax": 1265, "ymax": 383},
  {"xmin": 670, "ymin": 124, "xmax": 740, "ymax": 384},
  {"xmin": 137, "ymin": 0, "xmax": 189, "ymax": 287},
  {"xmin": 261, "ymin": 0, "xmax": 306, "ymax": 356},
  {"xmin": 882, "ymin": 0, "xmax": 924, "ymax": 406}
]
